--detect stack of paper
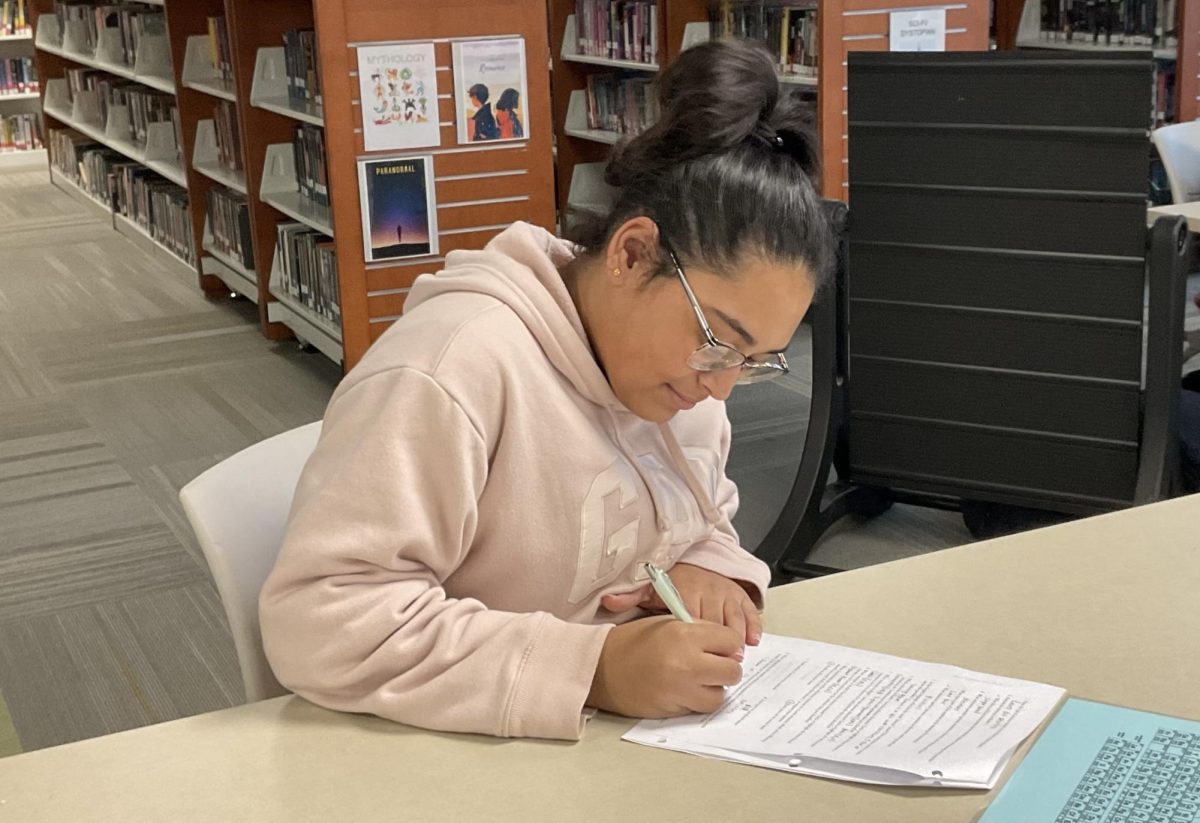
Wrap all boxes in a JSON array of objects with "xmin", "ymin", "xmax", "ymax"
[{"xmin": 623, "ymin": 634, "xmax": 1065, "ymax": 789}]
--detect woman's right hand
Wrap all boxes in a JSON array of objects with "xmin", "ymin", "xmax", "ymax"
[{"xmin": 586, "ymin": 616, "xmax": 744, "ymax": 718}]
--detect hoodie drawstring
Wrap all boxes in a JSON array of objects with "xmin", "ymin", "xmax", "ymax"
[{"xmin": 658, "ymin": 423, "xmax": 722, "ymax": 526}]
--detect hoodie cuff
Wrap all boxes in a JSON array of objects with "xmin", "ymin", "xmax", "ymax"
[
  {"xmin": 503, "ymin": 616, "xmax": 613, "ymax": 741},
  {"xmin": 678, "ymin": 537, "xmax": 772, "ymax": 609}
]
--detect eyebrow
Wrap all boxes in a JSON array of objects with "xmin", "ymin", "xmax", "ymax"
[
  {"xmin": 712, "ymin": 308, "xmax": 755, "ymax": 348},
  {"xmin": 712, "ymin": 308, "xmax": 789, "ymax": 355}
]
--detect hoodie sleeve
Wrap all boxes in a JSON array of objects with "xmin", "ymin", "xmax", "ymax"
[
  {"xmin": 259, "ymin": 368, "xmax": 611, "ymax": 740},
  {"xmin": 677, "ymin": 413, "xmax": 772, "ymax": 607}
]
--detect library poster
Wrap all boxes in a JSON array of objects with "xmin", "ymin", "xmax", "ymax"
[
  {"xmin": 357, "ymin": 42, "xmax": 441, "ymax": 151},
  {"xmin": 451, "ymin": 38, "xmax": 528, "ymax": 144},
  {"xmin": 357, "ymin": 155, "xmax": 439, "ymax": 263}
]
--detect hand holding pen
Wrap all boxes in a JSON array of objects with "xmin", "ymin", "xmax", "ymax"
[
  {"xmin": 599, "ymin": 562, "xmax": 762, "ymax": 646},
  {"xmin": 587, "ymin": 563, "xmax": 757, "ymax": 719}
]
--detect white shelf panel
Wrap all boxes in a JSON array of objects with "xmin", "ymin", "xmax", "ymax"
[
  {"xmin": 203, "ymin": 253, "xmax": 259, "ymax": 304},
  {"xmin": 260, "ymin": 141, "xmax": 333, "ymax": 235},
  {"xmin": 253, "ymin": 96, "xmax": 324, "ymax": 126},
  {"xmin": 43, "ymin": 80, "xmax": 186, "ymax": 186},
  {"xmin": 113, "ymin": 211, "xmax": 196, "ymax": 278},
  {"xmin": 35, "ymin": 15, "xmax": 176, "ymax": 93},
  {"xmin": 250, "ymin": 47, "xmax": 324, "ymax": 126},
  {"xmin": 564, "ymin": 125, "xmax": 621, "ymax": 145},
  {"xmin": 566, "ymin": 161, "xmax": 617, "ymax": 216},
  {"xmin": 193, "ymin": 118, "xmax": 247, "ymax": 194},
  {"xmin": 561, "ymin": 15, "xmax": 658, "ymax": 72},
  {"xmin": 780, "ymin": 74, "xmax": 818, "ymax": 87},
  {"xmin": 184, "ymin": 77, "xmax": 237, "ymax": 102},
  {"xmin": 203, "ymin": 224, "xmax": 256, "ymax": 282},
  {"xmin": 1016, "ymin": 34, "xmax": 1176, "ymax": 60},
  {"xmin": 0, "ymin": 91, "xmax": 40, "ymax": 101},
  {"xmin": 182, "ymin": 34, "xmax": 237, "ymax": 102},
  {"xmin": 0, "ymin": 31, "xmax": 33, "ymax": 42},
  {"xmin": 50, "ymin": 165, "xmax": 113, "ymax": 218}
]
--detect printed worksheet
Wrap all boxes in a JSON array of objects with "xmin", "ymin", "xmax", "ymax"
[{"xmin": 623, "ymin": 634, "xmax": 1065, "ymax": 788}]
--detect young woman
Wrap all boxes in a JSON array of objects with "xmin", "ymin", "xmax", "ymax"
[
  {"xmin": 259, "ymin": 39, "xmax": 833, "ymax": 741},
  {"xmin": 495, "ymin": 87, "xmax": 523, "ymax": 139}
]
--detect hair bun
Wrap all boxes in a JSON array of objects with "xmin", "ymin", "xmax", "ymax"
[{"xmin": 605, "ymin": 39, "xmax": 820, "ymax": 189}]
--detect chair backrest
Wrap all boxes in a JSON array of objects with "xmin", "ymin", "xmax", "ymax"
[
  {"xmin": 1152, "ymin": 121, "xmax": 1200, "ymax": 204},
  {"xmin": 180, "ymin": 422, "xmax": 322, "ymax": 702},
  {"xmin": 845, "ymin": 51, "xmax": 1185, "ymax": 515}
]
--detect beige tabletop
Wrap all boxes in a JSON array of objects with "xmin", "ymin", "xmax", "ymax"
[
  {"xmin": 1147, "ymin": 201, "xmax": 1200, "ymax": 232},
  {"xmin": 2, "ymin": 495, "xmax": 1199, "ymax": 822}
]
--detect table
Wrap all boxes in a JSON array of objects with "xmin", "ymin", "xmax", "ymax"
[
  {"xmin": 2, "ymin": 495, "xmax": 1198, "ymax": 822},
  {"xmin": 1147, "ymin": 201, "xmax": 1200, "ymax": 232}
]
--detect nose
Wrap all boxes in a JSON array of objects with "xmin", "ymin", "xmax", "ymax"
[{"xmin": 698, "ymin": 367, "xmax": 741, "ymax": 401}]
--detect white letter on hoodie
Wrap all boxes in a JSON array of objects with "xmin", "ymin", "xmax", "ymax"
[{"xmin": 571, "ymin": 459, "xmax": 641, "ymax": 603}]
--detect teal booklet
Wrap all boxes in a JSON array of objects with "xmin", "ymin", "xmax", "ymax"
[{"xmin": 979, "ymin": 698, "xmax": 1200, "ymax": 822}]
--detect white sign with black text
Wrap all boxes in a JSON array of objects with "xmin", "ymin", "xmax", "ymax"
[{"xmin": 889, "ymin": 9, "xmax": 946, "ymax": 52}]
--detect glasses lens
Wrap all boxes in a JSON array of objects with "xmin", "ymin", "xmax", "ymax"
[
  {"xmin": 688, "ymin": 344, "xmax": 744, "ymax": 372},
  {"xmin": 736, "ymin": 357, "xmax": 788, "ymax": 385}
]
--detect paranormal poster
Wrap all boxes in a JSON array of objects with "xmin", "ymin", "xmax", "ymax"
[{"xmin": 357, "ymin": 155, "xmax": 439, "ymax": 263}]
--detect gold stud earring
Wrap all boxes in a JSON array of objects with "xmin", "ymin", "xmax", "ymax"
[{"xmin": 612, "ymin": 267, "xmax": 622, "ymax": 278}]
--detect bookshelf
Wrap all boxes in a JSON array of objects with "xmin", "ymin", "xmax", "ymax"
[
  {"xmin": 31, "ymin": 0, "xmax": 554, "ymax": 370},
  {"xmin": 0, "ymin": 12, "xmax": 44, "ymax": 167},
  {"xmin": 997, "ymin": 0, "xmax": 1196, "ymax": 125},
  {"xmin": 312, "ymin": 0, "xmax": 556, "ymax": 365},
  {"xmin": 32, "ymin": 0, "xmax": 195, "ymax": 278}
]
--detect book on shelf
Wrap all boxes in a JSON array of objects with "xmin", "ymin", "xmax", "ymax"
[
  {"xmin": 206, "ymin": 16, "xmax": 232, "ymax": 85},
  {"xmin": 1, "ymin": 0, "xmax": 29, "ymax": 36},
  {"xmin": 574, "ymin": 0, "xmax": 658, "ymax": 64},
  {"xmin": 276, "ymin": 221, "xmax": 340, "ymax": 328},
  {"xmin": 1155, "ymin": 59, "xmax": 1176, "ymax": 125},
  {"xmin": 48, "ymin": 128, "xmax": 100, "ymax": 181},
  {"xmin": 111, "ymin": 162, "xmax": 195, "ymax": 263},
  {"xmin": 117, "ymin": 6, "xmax": 165, "ymax": 67},
  {"xmin": 214, "ymin": 99, "xmax": 242, "ymax": 172},
  {"xmin": 709, "ymin": 1, "xmax": 818, "ymax": 78},
  {"xmin": 206, "ymin": 185, "xmax": 255, "ymax": 271},
  {"xmin": 0, "ymin": 57, "xmax": 36, "ymax": 95},
  {"xmin": 283, "ymin": 27, "xmax": 322, "ymax": 108},
  {"xmin": 585, "ymin": 73, "xmax": 657, "ymax": 135},
  {"xmin": 1037, "ymin": 0, "xmax": 1179, "ymax": 50},
  {"xmin": 293, "ymin": 123, "xmax": 329, "ymax": 208},
  {"xmin": 125, "ymin": 86, "xmax": 176, "ymax": 149},
  {"xmin": 1, "ymin": 113, "xmax": 42, "ymax": 152}
]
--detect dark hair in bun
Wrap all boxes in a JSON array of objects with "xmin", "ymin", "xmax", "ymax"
[{"xmin": 571, "ymin": 38, "xmax": 833, "ymax": 287}]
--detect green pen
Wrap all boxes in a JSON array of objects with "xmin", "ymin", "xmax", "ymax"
[{"xmin": 644, "ymin": 563, "xmax": 694, "ymax": 623}]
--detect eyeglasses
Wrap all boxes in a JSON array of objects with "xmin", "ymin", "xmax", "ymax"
[{"xmin": 662, "ymin": 241, "xmax": 789, "ymax": 385}]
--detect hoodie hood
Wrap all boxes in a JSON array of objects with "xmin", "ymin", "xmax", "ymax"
[
  {"xmin": 404, "ymin": 222, "xmax": 620, "ymax": 410},
  {"xmin": 403, "ymin": 222, "xmax": 722, "ymax": 528}
]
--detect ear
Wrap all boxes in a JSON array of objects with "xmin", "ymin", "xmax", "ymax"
[{"xmin": 604, "ymin": 216, "xmax": 661, "ymax": 283}]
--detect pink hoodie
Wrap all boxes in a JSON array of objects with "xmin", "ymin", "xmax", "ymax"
[{"xmin": 259, "ymin": 222, "xmax": 771, "ymax": 740}]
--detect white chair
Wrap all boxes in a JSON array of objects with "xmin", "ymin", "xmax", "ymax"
[
  {"xmin": 180, "ymin": 422, "xmax": 322, "ymax": 703},
  {"xmin": 1152, "ymin": 121, "xmax": 1200, "ymax": 205}
]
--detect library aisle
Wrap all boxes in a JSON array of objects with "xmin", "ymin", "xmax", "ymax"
[{"xmin": 0, "ymin": 169, "xmax": 339, "ymax": 754}]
